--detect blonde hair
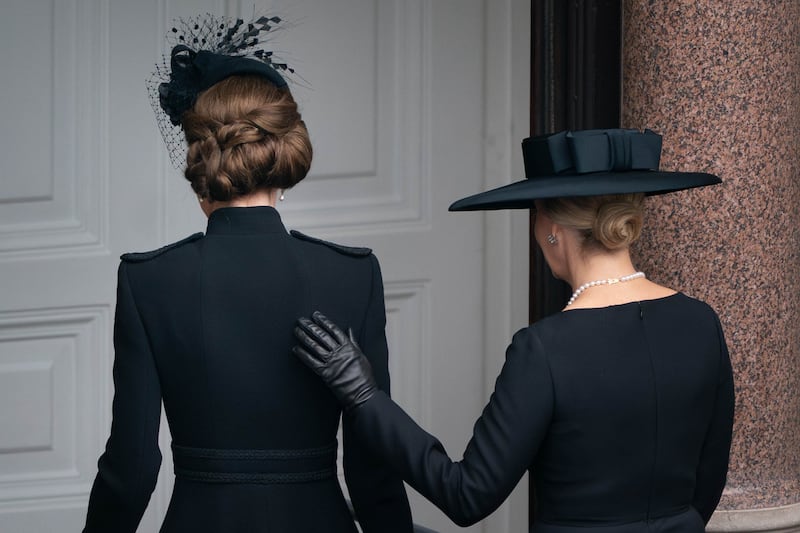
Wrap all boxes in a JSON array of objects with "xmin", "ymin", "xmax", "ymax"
[
  {"xmin": 181, "ymin": 75, "xmax": 312, "ymax": 201},
  {"xmin": 542, "ymin": 193, "xmax": 645, "ymax": 250}
]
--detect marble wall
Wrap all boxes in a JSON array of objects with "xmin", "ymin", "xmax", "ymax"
[{"xmin": 623, "ymin": 1, "xmax": 800, "ymax": 530}]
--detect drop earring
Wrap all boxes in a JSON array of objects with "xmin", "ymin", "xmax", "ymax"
[{"xmin": 279, "ymin": 190, "xmax": 285, "ymax": 201}]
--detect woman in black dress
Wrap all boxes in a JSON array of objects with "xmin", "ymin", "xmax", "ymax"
[
  {"xmin": 83, "ymin": 15, "xmax": 412, "ymax": 533},
  {"xmin": 294, "ymin": 129, "xmax": 735, "ymax": 532}
]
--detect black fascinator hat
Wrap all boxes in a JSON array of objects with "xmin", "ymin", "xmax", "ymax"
[
  {"xmin": 449, "ymin": 129, "xmax": 721, "ymax": 211},
  {"xmin": 147, "ymin": 14, "xmax": 300, "ymax": 168}
]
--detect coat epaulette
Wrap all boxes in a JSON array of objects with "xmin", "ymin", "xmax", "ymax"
[
  {"xmin": 289, "ymin": 230, "xmax": 372, "ymax": 257},
  {"xmin": 120, "ymin": 232, "xmax": 204, "ymax": 263}
]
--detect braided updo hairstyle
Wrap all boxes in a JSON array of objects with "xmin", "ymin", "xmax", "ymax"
[
  {"xmin": 181, "ymin": 75, "xmax": 312, "ymax": 201},
  {"xmin": 541, "ymin": 193, "xmax": 645, "ymax": 250}
]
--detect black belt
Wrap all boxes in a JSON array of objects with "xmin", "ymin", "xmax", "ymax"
[{"xmin": 172, "ymin": 441, "xmax": 337, "ymax": 484}]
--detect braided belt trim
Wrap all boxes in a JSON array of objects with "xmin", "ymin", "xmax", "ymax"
[
  {"xmin": 171, "ymin": 441, "xmax": 338, "ymax": 485},
  {"xmin": 172, "ymin": 441, "xmax": 336, "ymax": 460},
  {"xmin": 174, "ymin": 467, "xmax": 336, "ymax": 484}
]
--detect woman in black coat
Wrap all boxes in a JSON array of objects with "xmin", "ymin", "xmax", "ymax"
[
  {"xmin": 83, "ymin": 15, "xmax": 412, "ymax": 533},
  {"xmin": 294, "ymin": 129, "xmax": 735, "ymax": 532}
]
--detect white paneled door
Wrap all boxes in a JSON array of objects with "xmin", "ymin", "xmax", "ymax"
[{"xmin": 0, "ymin": 1, "xmax": 530, "ymax": 532}]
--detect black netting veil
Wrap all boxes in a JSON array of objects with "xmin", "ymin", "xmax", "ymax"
[{"xmin": 147, "ymin": 13, "xmax": 300, "ymax": 169}]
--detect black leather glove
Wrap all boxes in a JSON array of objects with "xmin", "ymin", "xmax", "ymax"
[{"xmin": 293, "ymin": 311, "xmax": 378, "ymax": 411}]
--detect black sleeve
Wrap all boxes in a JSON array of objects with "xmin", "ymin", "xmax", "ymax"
[
  {"xmin": 692, "ymin": 314, "xmax": 735, "ymax": 523},
  {"xmin": 350, "ymin": 327, "xmax": 554, "ymax": 527},
  {"xmin": 83, "ymin": 263, "xmax": 162, "ymax": 532},
  {"xmin": 343, "ymin": 254, "xmax": 413, "ymax": 533}
]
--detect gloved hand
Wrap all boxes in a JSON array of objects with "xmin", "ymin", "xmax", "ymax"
[{"xmin": 293, "ymin": 311, "xmax": 378, "ymax": 412}]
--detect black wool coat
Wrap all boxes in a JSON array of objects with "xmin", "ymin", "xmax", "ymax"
[{"xmin": 83, "ymin": 206, "xmax": 413, "ymax": 533}]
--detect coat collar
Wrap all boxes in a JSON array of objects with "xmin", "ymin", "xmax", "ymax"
[{"xmin": 205, "ymin": 206, "xmax": 287, "ymax": 235}]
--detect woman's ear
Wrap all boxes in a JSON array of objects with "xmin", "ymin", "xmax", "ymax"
[
  {"xmin": 546, "ymin": 220, "xmax": 564, "ymax": 245},
  {"xmin": 198, "ymin": 196, "xmax": 215, "ymax": 218}
]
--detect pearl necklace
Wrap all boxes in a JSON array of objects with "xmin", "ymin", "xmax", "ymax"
[{"xmin": 566, "ymin": 272, "xmax": 646, "ymax": 307}]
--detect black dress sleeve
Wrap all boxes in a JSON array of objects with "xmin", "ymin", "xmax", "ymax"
[
  {"xmin": 350, "ymin": 327, "xmax": 554, "ymax": 527},
  {"xmin": 343, "ymin": 254, "xmax": 413, "ymax": 533},
  {"xmin": 83, "ymin": 263, "xmax": 162, "ymax": 532},
  {"xmin": 692, "ymin": 314, "xmax": 735, "ymax": 523}
]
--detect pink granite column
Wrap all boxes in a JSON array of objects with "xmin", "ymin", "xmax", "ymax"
[{"xmin": 623, "ymin": 1, "xmax": 800, "ymax": 530}]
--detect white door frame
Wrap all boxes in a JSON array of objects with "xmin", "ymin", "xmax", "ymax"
[{"xmin": 480, "ymin": 0, "xmax": 531, "ymax": 531}]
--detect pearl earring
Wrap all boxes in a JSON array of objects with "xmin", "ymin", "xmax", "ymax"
[
  {"xmin": 279, "ymin": 190, "xmax": 285, "ymax": 201},
  {"xmin": 546, "ymin": 234, "xmax": 558, "ymax": 245}
]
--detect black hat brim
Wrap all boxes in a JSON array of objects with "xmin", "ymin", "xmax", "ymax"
[{"xmin": 448, "ymin": 170, "xmax": 721, "ymax": 211}]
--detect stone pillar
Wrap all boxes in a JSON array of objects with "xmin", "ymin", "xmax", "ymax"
[{"xmin": 623, "ymin": 1, "xmax": 800, "ymax": 531}]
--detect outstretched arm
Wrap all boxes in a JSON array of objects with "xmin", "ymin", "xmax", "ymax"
[{"xmin": 295, "ymin": 313, "xmax": 553, "ymax": 526}]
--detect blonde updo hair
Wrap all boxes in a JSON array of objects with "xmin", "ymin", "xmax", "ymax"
[
  {"xmin": 541, "ymin": 193, "xmax": 645, "ymax": 250},
  {"xmin": 181, "ymin": 75, "xmax": 312, "ymax": 201}
]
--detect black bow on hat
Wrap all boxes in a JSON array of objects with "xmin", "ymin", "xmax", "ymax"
[
  {"xmin": 159, "ymin": 46, "xmax": 289, "ymax": 126},
  {"xmin": 449, "ymin": 129, "xmax": 721, "ymax": 211}
]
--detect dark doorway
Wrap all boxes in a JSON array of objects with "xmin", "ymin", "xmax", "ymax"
[{"xmin": 529, "ymin": 0, "xmax": 622, "ymax": 523}]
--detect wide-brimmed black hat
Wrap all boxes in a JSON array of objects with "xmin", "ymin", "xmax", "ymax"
[{"xmin": 449, "ymin": 129, "xmax": 721, "ymax": 211}]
